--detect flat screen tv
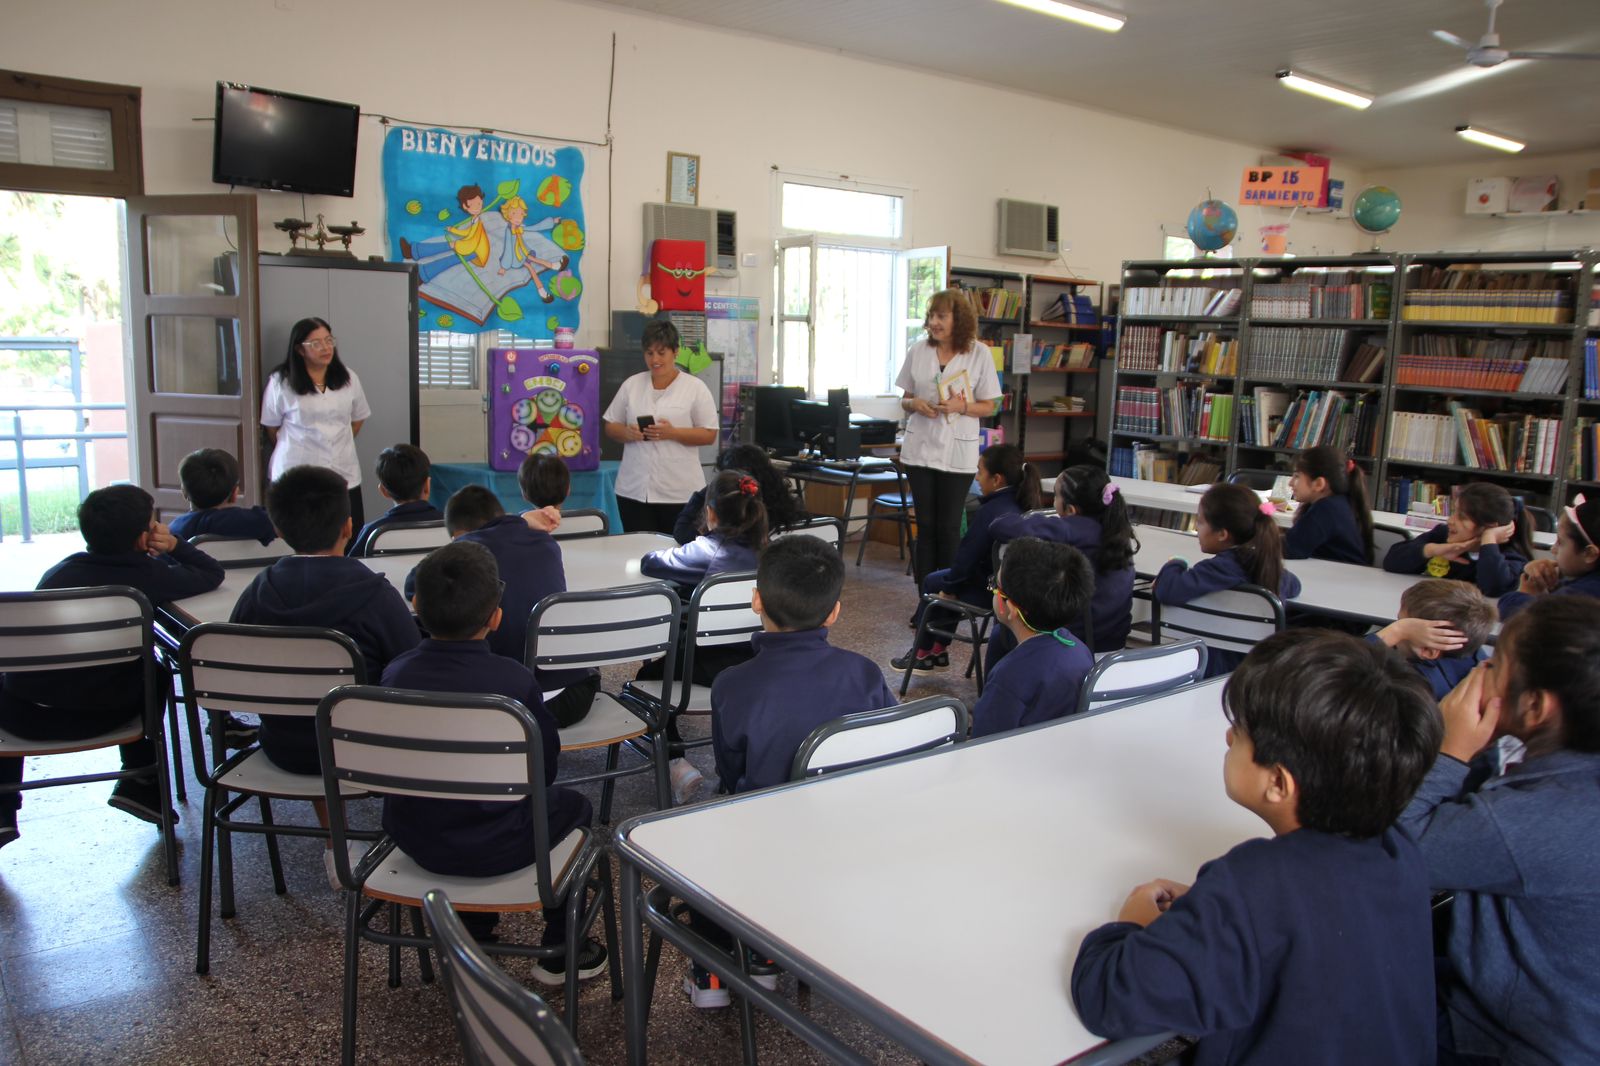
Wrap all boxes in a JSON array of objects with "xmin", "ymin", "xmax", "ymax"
[{"xmin": 212, "ymin": 82, "xmax": 359, "ymax": 197}]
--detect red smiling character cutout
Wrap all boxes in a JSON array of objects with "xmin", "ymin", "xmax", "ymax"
[{"xmin": 649, "ymin": 238, "xmax": 709, "ymax": 311}]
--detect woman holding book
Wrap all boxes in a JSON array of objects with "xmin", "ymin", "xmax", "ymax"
[{"xmin": 895, "ymin": 289, "xmax": 1003, "ymax": 585}]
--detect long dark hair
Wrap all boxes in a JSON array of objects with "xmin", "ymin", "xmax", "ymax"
[
  {"xmin": 1201, "ymin": 482, "xmax": 1285, "ymax": 596},
  {"xmin": 980, "ymin": 444, "xmax": 1043, "ymax": 511},
  {"xmin": 1456, "ymin": 482, "xmax": 1535, "ymax": 560},
  {"xmin": 1295, "ymin": 445, "xmax": 1374, "ymax": 564},
  {"xmin": 1055, "ymin": 464, "xmax": 1136, "ymax": 573},
  {"xmin": 708, "ymin": 468, "xmax": 768, "ymax": 550},
  {"xmin": 718, "ymin": 444, "xmax": 803, "ymax": 531},
  {"xmin": 274, "ymin": 317, "xmax": 352, "ymax": 396}
]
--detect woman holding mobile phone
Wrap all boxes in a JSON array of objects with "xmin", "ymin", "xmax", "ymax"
[{"xmin": 602, "ymin": 319, "xmax": 719, "ymax": 533}]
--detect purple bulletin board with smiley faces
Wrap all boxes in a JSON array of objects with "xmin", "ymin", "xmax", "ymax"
[{"xmin": 488, "ymin": 348, "xmax": 600, "ymax": 472}]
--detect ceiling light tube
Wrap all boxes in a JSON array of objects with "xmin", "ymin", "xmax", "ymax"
[
  {"xmin": 1455, "ymin": 125, "xmax": 1525, "ymax": 153},
  {"xmin": 993, "ymin": 0, "xmax": 1125, "ymax": 33},
  {"xmin": 1275, "ymin": 70, "xmax": 1373, "ymax": 110}
]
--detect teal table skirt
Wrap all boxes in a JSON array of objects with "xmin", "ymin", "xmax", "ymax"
[{"xmin": 429, "ymin": 460, "xmax": 623, "ymax": 531}]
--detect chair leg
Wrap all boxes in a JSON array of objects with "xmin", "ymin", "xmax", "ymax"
[
  {"xmin": 410, "ymin": 906, "xmax": 434, "ymax": 984},
  {"xmin": 642, "ymin": 927, "xmax": 664, "ymax": 1026},
  {"xmin": 387, "ymin": 903, "xmax": 403, "ymax": 988},
  {"xmin": 217, "ymin": 807, "xmax": 237, "ymax": 920},
  {"xmin": 598, "ymin": 743, "xmax": 622, "ymax": 825},
  {"xmin": 650, "ymin": 728, "xmax": 673, "ymax": 810},
  {"xmin": 733, "ymin": 936, "xmax": 759, "ymax": 1066},
  {"xmin": 166, "ymin": 696, "xmax": 187, "ymax": 803},
  {"xmin": 258, "ymin": 797, "xmax": 287, "ymax": 896},
  {"xmin": 340, "ymin": 891, "xmax": 363, "ymax": 1066},
  {"xmin": 600, "ymin": 854, "xmax": 624, "ymax": 1003},
  {"xmin": 562, "ymin": 889, "xmax": 582, "ymax": 1032},
  {"xmin": 196, "ymin": 782, "xmax": 220, "ymax": 975},
  {"xmin": 853, "ymin": 510, "xmax": 871, "ymax": 566}
]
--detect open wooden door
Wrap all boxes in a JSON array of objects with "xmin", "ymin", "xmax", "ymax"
[{"xmin": 123, "ymin": 194, "xmax": 260, "ymax": 520}]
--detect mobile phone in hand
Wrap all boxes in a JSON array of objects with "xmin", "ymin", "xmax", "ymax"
[{"xmin": 636, "ymin": 415, "xmax": 656, "ymax": 431}]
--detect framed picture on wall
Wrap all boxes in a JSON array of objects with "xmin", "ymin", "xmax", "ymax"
[{"xmin": 667, "ymin": 151, "xmax": 699, "ymax": 206}]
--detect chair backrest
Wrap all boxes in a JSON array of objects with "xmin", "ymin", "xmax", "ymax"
[
  {"xmin": 361, "ymin": 520, "xmax": 452, "ymax": 557},
  {"xmin": 1226, "ymin": 469, "xmax": 1286, "ymax": 492},
  {"xmin": 1151, "ymin": 585, "xmax": 1285, "ymax": 657},
  {"xmin": 190, "ymin": 535, "xmax": 293, "ymax": 568},
  {"xmin": 526, "ymin": 582, "xmax": 681, "ymax": 675},
  {"xmin": 178, "ymin": 624, "xmax": 365, "ymax": 720},
  {"xmin": 1073, "ymin": 639, "xmax": 1207, "ymax": 716},
  {"xmin": 0, "ymin": 585, "xmax": 152, "ymax": 673},
  {"xmin": 422, "ymin": 890, "xmax": 586, "ymax": 1066},
  {"xmin": 990, "ymin": 535, "xmax": 1095, "ymax": 649},
  {"xmin": 769, "ymin": 515, "xmax": 844, "ymax": 552},
  {"xmin": 790, "ymin": 696, "xmax": 969, "ymax": 780},
  {"xmin": 551, "ymin": 508, "xmax": 609, "ymax": 540},
  {"xmin": 1371, "ymin": 524, "xmax": 1411, "ymax": 565},
  {"xmin": 1524, "ymin": 504, "xmax": 1555, "ymax": 534}
]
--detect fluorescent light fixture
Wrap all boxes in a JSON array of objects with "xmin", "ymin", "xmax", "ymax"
[
  {"xmin": 1275, "ymin": 70, "xmax": 1373, "ymax": 110},
  {"xmin": 993, "ymin": 0, "xmax": 1124, "ymax": 33},
  {"xmin": 1455, "ymin": 125, "xmax": 1525, "ymax": 153}
]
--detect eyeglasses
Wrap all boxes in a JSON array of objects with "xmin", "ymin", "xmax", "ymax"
[{"xmin": 301, "ymin": 337, "xmax": 338, "ymax": 351}]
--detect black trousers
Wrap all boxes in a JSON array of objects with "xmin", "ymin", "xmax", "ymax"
[
  {"xmin": 903, "ymin": 465, "xmax": 973, "ymax": 586},
  {"xmin": 617, "ymin": 495, "xmax": 684, "ymax": 535},
  {"xmin": 348, "ymin": 486, "xmax": 365, "ymax": 538},
  {"xmin": 0, "ymin": 694, "xmax": 155, "ymax": 813}
]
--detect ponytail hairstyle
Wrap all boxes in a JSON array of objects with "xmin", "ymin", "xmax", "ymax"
[
  {"xmin": 979, "ymin": 443, "xmax": 1043, "ymax": 511},
  {"xmin": 708, "ymin": 468, "xmax": 768, "ymax": 550},
  {"xmin": 1295, "ymin": 445, "xmax": 1374, "ymax": 564},
  {"xmin": 718, "ymin": 443, "xmax": 803, "ymax": 531},
  {"xmin": 1054, "ymin": 464, "xmax": 1136, "ymax": 574},
  {"xmin": 1495, "ymin": 596, "xmax": 1600, "ymax": 753},
  {"xmin": 1455, "ymin": 482, "xmax": 1535, "ymax": 560},
  {"xmin": 1200, "ymin": 482, "xmax": 1285, "ymax": 596}
]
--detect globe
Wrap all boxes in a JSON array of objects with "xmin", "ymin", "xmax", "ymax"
[
  {"xmin": 1352, "ymin": 186, "xmax": 1402, "ymax": 234},
  {"xmin": 1186, "ymin": 199, "xmax": 1238, "ymax": 253}
]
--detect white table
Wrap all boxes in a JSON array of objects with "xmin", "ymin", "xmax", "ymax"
[{"xmin": 615, "ymin": 678, "xmax": 1261, "ymax": 1065}]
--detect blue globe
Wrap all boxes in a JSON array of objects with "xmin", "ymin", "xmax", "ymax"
[
  {"xmin": 1186, "ymin": 199, "xmax": 1238, "ymax": 252},
  {"xmin": 1352, "ymin": 186, "xmax": 1402, "ymax": 234}
]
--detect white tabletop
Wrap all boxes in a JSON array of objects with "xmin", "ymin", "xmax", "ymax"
[{"xmin": 622, "ymin": 680, "xmax": 1262, "ymax": 1066}]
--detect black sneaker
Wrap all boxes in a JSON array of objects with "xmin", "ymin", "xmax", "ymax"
[
  {"xmin": 217, "ymin": 713, "xmax": 258, "ymax": 750},
  {"xmin": 530, "ymin": 938, "xmax": 608, "ymax": 987},
  {"xmin": 931, "ymin": 651, "xmax": 950, "ymax": 668},
  {"xmin": 107, "ymin": 781, "xmax": 179, "ymax": 827},
  {"xmin": 747, "ymin": 951, "xmax": 780, "ymax": 991},
  {"xmin": 890, "ymin": 650, "xmax": 934, "ymax": 672},
  {"xmin": 683, "ymin": 963, "xmax": 731, "ymax": 1009}
]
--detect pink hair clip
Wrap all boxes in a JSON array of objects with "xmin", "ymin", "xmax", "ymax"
[
  {"xmin": 1101, "ymin": 483, "xmax": 1119, "ymax": 506},
  {"xmin": 1567, "ymin": 493, "xmax": 1595, "ymax": 548},
  {"xmin": 1259, "ymin": 501, "xmax": 1277, "ymax": 516}
]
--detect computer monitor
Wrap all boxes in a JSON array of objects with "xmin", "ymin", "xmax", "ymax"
[{"xmin": 749, "ymin": 385, "xmax": 805, "ymax": 453}]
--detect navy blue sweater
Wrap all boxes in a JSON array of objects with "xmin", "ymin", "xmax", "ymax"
[
  {"xmin": 170, "ymin": 505, "xmax": 277, "ymax": 545},
  {"xmin": 970, "ymin": 628, "xmax": 1093, "ymax": 738},
  {"xmin": 1283, "ymin": 495, "xmax": 1369, "ymax": 566},
  {"xmin": 989, "ymin": 511, "xmax": 1135, "ymax": 652},
  {"xmin": 1400, "ymin": 749, "xmax": 1600, "ymax": 1065},
  {"xmin": 230, "ymin": 554, "xmax": 420, "ymax": 771},
  {"xmin": 1497, "ymin": 567, "xmax": 1600, "ymax": 620},
  {"xmin": 924, "ymin": 486, "xmax": 1021, "ymax": 598},
  {"xmin": 711, "ymin": 628, "xmax": 896, "ymax": 793},
  {"xmin": 1156, "ymin": 551, "xmax": 1301, "ymax": 675},
  {"xmin": 349, "ymin": 499, "xmax": 443, "ymax": 556},
  {"xmin": 640, "ymin": 531, "xmax": 759, "ymax": 589},
  {"xmin": 1365, "ymin": 634, "xmax": 1491, "ymax": 702},
  {"xmin": 1072, "ymin": 828, "xmax": 1436, "ymax": 1066},
  {"xmin": 1382, "ymin": 524, "xmax": 1527, "ymax": 597}
]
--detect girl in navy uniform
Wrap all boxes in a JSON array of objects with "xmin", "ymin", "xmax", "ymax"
[
  {"xmin": 1497, "ymin": 493, "xmax": 1600, "ymax": 620},
  {"xmin": 641, "ymin": 468, "xmax": 768, "ymax": 590},
  {"xmin": 1383, "ymin": 482, "xmax": 1531, "ymax": 597},
  {"xmin": 1284, "ymin": 445, "xmax": 1373, "ymax": 565}
]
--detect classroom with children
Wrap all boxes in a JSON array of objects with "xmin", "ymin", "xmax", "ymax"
[{"xmin": 2, "ymin": 1, "xmax": 1599, "ymax": 1063}]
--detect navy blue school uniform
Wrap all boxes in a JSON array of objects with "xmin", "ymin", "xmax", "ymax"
[
  {"xmin": 170, "ymin": 505, "xmax": 277, "ymax": 545},
  {"xmin": 1072, "ymin": 827, "xmax": 1436, "ymax": 1066},
  {"xmin": 671, "ymin": 488, "xmax": 708, "ymax": 545},
  {"xmin": 1364, "ymin": 634, "xmax": 1491, "ymax": 702},
  {"xmin": 640, "ymin": 531, "xmax": 758, "ymax": 589},
  {"xmin": 711, "ymin": 628, "xmax": 896, "ymax": 794},
  {"xmin": 1382, "ymin": 524, "xmax": 1527, "ymax": 597},
  {"xmin": 1155, "ymin": 550, "xmax": 1302, "ymax": 676},
  {"xmin": 969, "ymin": 628, "xmax": 1092, "ymax": 739},
  {"xmin": 1497, "ymin": 567, "xmax": 1600, "ymax": 620},
  {"xmin": 1283, "ymin": 495, "xmax": 1368, "ymax": 565},
  {"xmin": 0, "ymin": 539, "xmax": 225, "ymax": 810},
  {"xmin": 989, "ymin": 511, "xmax": 1135, "ymax": 653},
  {"xmin": 230, "ymin": 555, "xmax": 420, "ymax": 773},
  {"xmin": 456, "ymin": 514, "xmax": 590, "ymax": 688},
  {"xmin": 348, "ymin": 498, "xmax": 443, "ymax": 556}
]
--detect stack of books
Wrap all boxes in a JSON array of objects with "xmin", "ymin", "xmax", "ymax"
[
  {"xmin": 962, "ymin": 286, "xmax": 1023, "ymax": 319},
  {"xmin": 1447, "ymin": 402, "xmax": 1563, "ymax": 476},
  {"xmin": 1381, "ymin": 476, "xmax": 1451, "ymax": 514},
  {"xmin": 1118, "ymin": 327, "xmax": 1236, "ymax": 374},
  {"xmin": 1114, "ymin": 385, "xmax": 1161, "ymax": 434},
  {"xmin": 1035, "ymin": 292, "xmax": 1099, "ymax": 325},
  {"xmin": 1387, "ymin": 411, "xmax": 1458, "ymax": 465},
  {"xmin": 1394, "ymin": 354, "xmax": 1569, "ymax": 393},
  {"xmin": 1585, "ymin": 337, "xmax": 1599, "ymax": 399},
  {"xmin": 1401, "ymin": 266, "xmax": 1574, "ymax": 323},
  {"xmin": 1572, "ymin": 418, "xmax": 1599, "ymax": 482},
  {"xmin": 1248, "ymin": 277, "xmax": 1390, "ymax": 319},
  {"xmin": 1032, "ymin": 341, "xmax": 1096, "ymax": 369},
  {"xmin": 1239, "ymin": 390, "xmax": 1377, "ymax": 455},
  {"xmin": 1160, "ymin": 385, "xmax": 1234, "ymax": 441}
]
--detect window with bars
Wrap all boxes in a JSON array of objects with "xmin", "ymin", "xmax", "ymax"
[
  {"xmin": 416, "ymin": 330, "xmax": 547, "ymax": 389},
  {"xmin": 0, "ymin": 71, "xmax": 142, "ymax": 197}
]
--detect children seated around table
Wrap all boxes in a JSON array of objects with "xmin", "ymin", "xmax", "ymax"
[
  {"xmin": 170, "ymin": 447, "xmax": 276, "ymax": 544},
  {"xmin": 672, "ymin": 444, "xmax": 803, "ymax": 545},
  {"xmin": 1383, "ymin": 482, "xmax": 1531, "ymax": 597},
  {"xmin": 1, "ymin": 485, "xmax": 224, "ymax": 847},
  {"xmin": 1399, "ymin": 596, "xmax": 1600, "ymax": 1065},
  {"xmin": 641, "ymin": 468, "xmax": 767, "ymax": 590},
  {"xmin": 987, "ymin": 463, "xmax": 1135, "ymax": 667},
  {"xmin": 1496, "ymin": 492, "xmax": 1600, "ymax": 620},
  {"xmin": 690, "ymin": 534, "xmax": 896, "ymax": 1006},
  {"xmin": 970, "ymin": 537, "xmax": 1095, "ymax": 739},
  {"xmin": 1073, "ymin": 629, "xmax": 1443, "ymax": 1065},
  {"xmin": 1283, "ymin": 445, "xmax": 1374, "ymax": 565},
  {"xmin": 1154, "ymin": 482, "xmax": 1301, "ymax": 677},
  {"xmin": 892, "ymin": 443, "xmax": 1041, "ymax": 673},
  {"xmin": 349, "ymin": 443, "xmax": 442, "ymax": 556},
  {"xmin": 1371, "ymin": 579, "xmax": 1497, "ymax": 702},
  {"xmin": 379, "ymin": 541, "xmax": 605, "ymax": 982}
]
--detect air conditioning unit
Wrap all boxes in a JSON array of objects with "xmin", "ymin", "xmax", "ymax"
[
  {"xmin": 997, "ymin": 198, "xmax": 1060, "ymax": 259},
  {"xmin": 643, "ymin": 203, "xmax": 737, "ymax": 275}
]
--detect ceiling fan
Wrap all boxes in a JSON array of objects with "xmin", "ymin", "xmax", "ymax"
[{"xmin": 1433, "ymin": 0, "xmax": 1600, "ymax": 67}]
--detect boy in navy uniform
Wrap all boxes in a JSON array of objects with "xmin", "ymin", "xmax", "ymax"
[
  {"xmin": 970, "ymin": 537, "xmax": 1095, "ymax": 739},
  {"xmin": 170, "ymin": 448, "xmax": 276, "ymax": 544},
  {"xmin": 348, "ymin": 443, "xmax": 443, "ymax": 556},
  {"xmin": 1, "ymin": 485, "xmax": 224, "ymax": 844},
  {"xmin": 1371, "ymin": 579, "xmax": 1496, "ymax": 702},
  {"xmin": 380, "ymin": 540, "xmax": 605, "ymax": 983},
  {"xmin": 519, "ymin": 452, "xmax": 571, "ymax": 512},
  {"xmin": 1072, "ymin": 629, "xmax": 1442, "ymax": 1066}
]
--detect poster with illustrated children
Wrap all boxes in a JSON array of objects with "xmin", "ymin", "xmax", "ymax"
[{"xmin": 383, "ymin": 126, "xmax": 586, "ymax": 336}]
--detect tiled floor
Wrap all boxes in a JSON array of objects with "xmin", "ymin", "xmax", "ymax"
[{"xmin": 0, "ymin": 535, "xmax": 982, "ymax": 1065}]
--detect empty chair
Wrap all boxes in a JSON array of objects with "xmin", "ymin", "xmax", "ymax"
[
  {"xmin": 551, "ymin": 508, "xmax": 609, "ymax": 540},
  {"xmin": 1073, "ymin": 640, "xmax": 1208, "ymax": 716},
  {"xmin": 360, "ymin": 519, "xmax": 452, "ymax": 557},
  {"xmin": 791, "ymin": 696, "xmax": 970, "ymax": 779},
  {"xmin": 769, "ymin": 515, "xmax": 845, "ymax": 553},
  {"xmin": 1371, "ymin": 525, "xmax": 1411, "ymax": 567},
  {"xmin": 190, "ymin": 534, "xmax": 293, "ymax": 568},
  {"xmin": 1150, "ymin": 585, "xmax": 1286, "ymax": 663},
  {"xmin": 1225, "ymin": 469, "xmax": 1284, "ymax": 492},
  {"xmin": 854, "ymin": 464, "xmax": 916, "ymax": 568}
]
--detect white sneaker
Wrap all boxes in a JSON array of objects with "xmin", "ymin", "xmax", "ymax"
[{"xmin": 669, "ymin": 758, "xmax": 705, "ymax": 805}]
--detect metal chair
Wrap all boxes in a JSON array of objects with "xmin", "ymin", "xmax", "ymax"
[
  {"xmin": 1225, "ymin": 469, "xmax": 1285, "ymax": 492},
  {"xmin": 900, "ymin": 591, "xmax": 992, "ymax": 698},
  {"xmin": 769, "ymin": 515, "xmax": 845, "ymax": 554},
  {"xmin": 854, "ymin": 463, "xmax": 916, "ymax": 568},
  {"xmin": 317, "ymin": 686, "xmax": 617, "ymax": 1064},
  {"xmin": 1371, "ymin": 525, "xmax": 1411, "ymax": 567},
  {"xmin": 526, "ymin": 582, "xmax": 681, "ymax": 820},
  {"xmin": 1150, "ymin": 585, "xmax": 1286, "ymax": 661},
  {"xmin": 552, "ymin": 508, "xmax": 609, "ymax": 540},
  {"xmin": 190, "ymin": 534, "xmax": 293, "ymax": 568},
  {"xmin": 1073, "ymin": 640, "xmax": 1208, "ymax": 716},
  {"xmin": 0, "ymin": 586, "xmax": 178, "ymax": 885},
  {"xmin": 177, "ymin": 623, "xmax": 370, "ymax": 974},
  {"xmin": 421, "ymin": 889, "xmax": 587, "ymax": 1066},
  {"xmin": 1524, "ymin": 504, "xmax": 1555, "ymax": 534},
  {"xmin": 360, "ymin": 519, "xmax": 452, "ymax": 557},
  {"xmin": 790, "ymin": 696, "xmax": 970, "ymax": 779}
]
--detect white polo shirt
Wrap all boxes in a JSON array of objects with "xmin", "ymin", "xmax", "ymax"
[
  {"xmin": 603, "ymin": 369, "xmax": 718, "ymax": 503},
  {"xmin": 895, "ymin": 339, "xmax": 1002, "ymax": 474},
  {"xmin": 260, "ymin": 370, "xmax": 372, "ymax": 486}
]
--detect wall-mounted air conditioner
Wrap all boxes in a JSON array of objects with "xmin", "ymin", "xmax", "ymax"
[
  {"xmin": 997, "ymin": 198, "xmax": 1060, "ymax": 259},
  {"xmin": 643, "ymin": 203, "xmax": 737, "ymax": 275}
]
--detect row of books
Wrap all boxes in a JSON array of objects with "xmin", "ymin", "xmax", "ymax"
[
  {"xmin": 1387, "ymin": 411, "xmax": 1461, "ymax": 466},
  {"xmin": 1394, "ymin": 354, "xmax": 1570, "ymax": 393},
  {"xmin": 1109, "ymin": 444, "xmax": 1222, "ymax": 486},
  {"xmin": 1035, "ymin": 292, "xmax": 1099, "ymax": 325},
  {"xmin": 1118, "ymin": 326, "xmax": 1237, "ymax": 374},
  {"xmin": 1573, "ymin": 418, "xmax": 1600, "ymax": 482},
  {"xmin": 1586, "ymin": 337, "xmax": 1599, "ymax": 399},
  {"xmin": 1590, "ymin": 286, "xmax": 1600, "ymax": 327},
  {"xmin": 962, "ymin": 286, "xmax": 1023, "ymax": 319},
  {"xmin": 1401, "ymin": 290, "xmax": 1573, "ymax": 324},
  {"xmin": 1238, "ymin": 389, "xmax": 1379, "ymax": 455},
  {"xmin": 1247, "ymin": 281, "xmax": 1390, "ymax": 320},
  {"xmin": 1032, "ymin": 341, "xmax": 1096, "ymax": 369},
  {"xmin": 1379, "ymin": 477, "xmax": 1452, "ymax": 515},
  {"xmin": 1029, "ymin": 395, "xmax": 1089, "ymax": 413},
  {"xmin": 1112, "ymin": 385, "xmax": 1234, "ymax": 441},
  {"xmin": 1405, "ymin": 333, "xmax": 1563, "ymax": 360},
  {"xmin": 1123, "ymin": 286, "xmax": 1242, "ymax": 317},
  {"xmin": 1447, "ymin": 402, "xmax": 1564, "ymax": 476},
  {"xmin": 1245, "ymin": 327, "xmax": 1351, "ymax": 379}
]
